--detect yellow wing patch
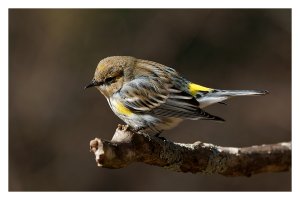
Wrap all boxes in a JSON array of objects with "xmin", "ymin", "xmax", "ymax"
[
  {"xmin": 115, "ymin": 101, "xmax": 133, "ymax": 116},
  {"xmin": 188, "ymin": 83, "xmax": 212, "ymax": 96}
]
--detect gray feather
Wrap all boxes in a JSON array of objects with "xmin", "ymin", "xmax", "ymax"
[{"xmin": 196, "ymin": 89, "xmax": 269, "ymax": 108}]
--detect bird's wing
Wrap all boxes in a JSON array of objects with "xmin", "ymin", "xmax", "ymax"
[
  {"xmin": 119, "ymin": 77, "xmax": 224, "ymax": 121},
  {"xmin": 152, "ymin": 87, "xmax": 224, "ymax": 121},
  {"xmin": 118, "ymin": 77, "xmax": 170, "ymax": 112}
]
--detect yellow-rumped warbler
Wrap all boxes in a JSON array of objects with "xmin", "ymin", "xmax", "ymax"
[{"xmin": 85, "ymin": 56, "xmax": 268, "ymax": 135}]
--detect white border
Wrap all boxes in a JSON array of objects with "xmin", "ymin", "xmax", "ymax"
[{"xmin": 1, "ymin": 0, "xmax": 298, "ymax": 199}]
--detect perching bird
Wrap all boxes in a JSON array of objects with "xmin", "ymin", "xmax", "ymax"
[{"xmin": 85, "ymin": 56, "xmax": 268, "ymax": 135}]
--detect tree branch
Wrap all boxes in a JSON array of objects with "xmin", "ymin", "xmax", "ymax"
[{"xmin": 89, "ymin": 125, "xmax": 291, "ymax": 176}]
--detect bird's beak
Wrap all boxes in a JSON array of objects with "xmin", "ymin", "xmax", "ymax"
[{"xmin": 84, "ymin": 79, "xmax": 99, "ymax": 89}]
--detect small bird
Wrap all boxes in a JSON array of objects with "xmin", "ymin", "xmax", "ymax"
[{"xmin": 85, "ymin": 56, "xmax": 268, "ymax": 135}]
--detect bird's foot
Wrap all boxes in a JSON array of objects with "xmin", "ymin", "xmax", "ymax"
[{"xmin": 129, "ymin": 126, "xmax": 145, "ymax": 133}]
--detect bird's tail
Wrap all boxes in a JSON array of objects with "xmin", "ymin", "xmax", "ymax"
[
  {"xmin": 196, "ymin": 89, "xmax": 269, "ymax": 108},
  {"xmin": 213, "ymin": 89, "xmax": 269, "ymax": 97}
]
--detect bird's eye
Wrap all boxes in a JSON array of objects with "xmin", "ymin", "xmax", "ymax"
[{"xmin": 104, "ymin": 76, "xmax": 116, "ymax": 84}]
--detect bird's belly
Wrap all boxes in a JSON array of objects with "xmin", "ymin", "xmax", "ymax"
[
  {"xmin": 108, "ymin": 98, "xmax": 144, "ymax": 128},
  {"xmin": 118, "ymin": 113, "xmax": 183, "ymax": 134},
  {"xmin": 108, "ymin": 98, "xmax": 183, "ymax": 134}
]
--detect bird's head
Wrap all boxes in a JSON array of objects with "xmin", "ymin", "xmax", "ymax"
[{"xmin": 85, "ymin": 56, "xmax": 136, "ymax": 98}]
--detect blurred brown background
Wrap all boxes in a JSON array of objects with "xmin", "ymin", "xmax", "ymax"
[{"xmin": 9, "ymin": 9, "xmax": 291, "ymax": 191}]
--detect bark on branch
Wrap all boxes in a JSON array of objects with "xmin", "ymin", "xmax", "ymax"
[{"xmin": 89, "ymin": 125, "xmax": 291, "ymax": 176}]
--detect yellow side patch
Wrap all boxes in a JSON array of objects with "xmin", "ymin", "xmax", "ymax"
[
  {"xmin": 188, "ymin": 83, "xmax": 212, "ymax": 96},
  {"xmin": 115, "ymin": 102, "xmax": 133, "ymax": 116}
]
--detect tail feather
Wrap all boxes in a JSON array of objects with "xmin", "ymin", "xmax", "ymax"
[
  {"xmin": 196, "ymin": 89, "xmax": 269, "ymax": 108},
  {"xmin": 215, "ymin": 89, "xmax": 269, "ymax": 96}
]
